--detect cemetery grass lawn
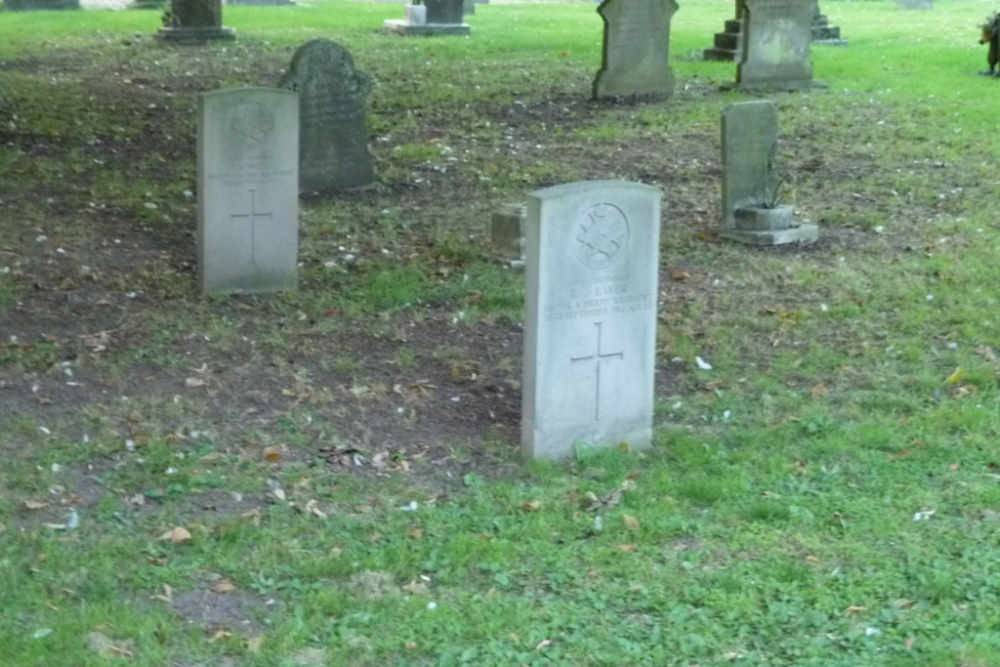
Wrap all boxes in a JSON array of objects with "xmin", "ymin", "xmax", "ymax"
[{"xmin": 4, "ymin": 0, "xmax": 1000, "ymax": 664}]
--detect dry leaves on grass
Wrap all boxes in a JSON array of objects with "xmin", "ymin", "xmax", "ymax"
[
  {"xmin": 211, "ymin": 578, "xmax": 236, "ymax": 594},
  {"xmin": 521, "ymin": 499, "xmax": 543, "ymax": 512},
  {"xmin": 85, "ymin": 630, "xmax": 134, "ymax": 658},
  {"xmin": 159, "ymin": 526, "xmax": 192, "ymax": 544}
]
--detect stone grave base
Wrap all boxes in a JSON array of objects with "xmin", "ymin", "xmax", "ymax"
[
  {"xmin": 722, "ymin": 223, "xmax": 819, "ymax": 246},
  {"xmin": 157, "ymin": 26, "xmax": 236, "ymax": 41},
  {"xmin": 814, "ymin": 39, "xmax": 848, "ymax": 47},
  {"xmin": 381, "ymin": 20, "xmax": 470, "ymax": 36}
]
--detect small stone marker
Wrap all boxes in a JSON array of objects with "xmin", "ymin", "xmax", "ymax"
[
  {"xmin": 733, "ymin": 0, "xmax": 816, "ymax": 91},
  {"xmin": 490, "ymin": 202, "xmax": 526, "ymax": 265},
  {"xmin": 593, "ymin": 0, "xmax": 678, "ymax": 100},
  {"xmin": 812, "ymin": 5, "xmax": 846, "ymax": 45},
  {"xmin": 522, "ymin": 181, "xmax": 660, "ymax": 460},
  {"xmin": 198, "ymin": 88, "xmax": 298, "ymax": 294},
  {"xmin": 720, "ymin": 101, "xmax": 817, "ymax": 245},
  {"xmin": 4, "ymin": 0, "xmax": 78, "ymax": 9},
  {"xmin": 383, "ymin": 0, "xmax": 470, "ymax": 36},
  {"xmin": 279, "ymin": 40, "xmax": 375, "ymax": 194},
  {"xmin": 158, "ymin": 0, "xmax": 235, "ymax": 41}
]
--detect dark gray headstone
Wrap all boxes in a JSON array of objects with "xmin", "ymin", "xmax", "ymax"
[
  {"xmin": 157, "ymin": 0, "xmax": 235, "ymax": 41},
  {"xmin": 593, "ymin": 0, "xmax": 678, "ymax": 100},
  {"xmin": 279, "ymin": 40, "xmax": 374, "ymax": 193},
  {"xmin": 425, "ymin": 0, "xmax": 464, "ymax": 23},
  {"xmin": 720, "ymin": 101, "xmax": 817, "ymax": 245},
  {"xmin": 4, "ymin": 0, "xmax": 78, "ymax": 9},
  {"xmin": 735, "ymin": 0, "xmax": 815, "ymax": 91}
]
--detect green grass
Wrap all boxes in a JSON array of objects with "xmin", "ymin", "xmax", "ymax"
[{"xmin": 5, "ymin": 0, "xmax": 1000, "ymax": 665}]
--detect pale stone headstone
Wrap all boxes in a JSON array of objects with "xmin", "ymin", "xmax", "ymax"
[
  {"xmin": 720, "ymin": 101, "xmax": 817, "ymax": 245},
  {"xmin": 198, "ymin": 88, "xmax": 298, "ymax": 294},
  {"xmin": 522, "ymin": 181, "xmax": 661, "ymax": 460},
  {"xmin": 593, "ymin": 0, "xmax": 678, "ymax": 100},
  {"xmin": 383, "ymin": 0, "xmax": 470, "ymax": 35},
  {"xmin": 157, "ymin": 0, "xmax": 235, "ymax": 41},
  {"xmin": 279, "ymin": 40, "xmax": 374, "ymax": 194},
  {"xmin": 4, "ymin": 0, "xmax": 79, "ymax": 9},
  {"xmin": 734, "ymin": 0, "xmax": 816, "ymax": 91}
]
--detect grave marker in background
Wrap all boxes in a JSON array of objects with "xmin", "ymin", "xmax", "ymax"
[
  {"xmin": 733, "ymin": 0, "xmax": 816, "ymax": 91},
  {"xmin": 158, "ymin": 0, "xmax": 235, "ymax": 41},
  {"xmin": 382, "ymin": 0, "xmax": 470, "ymax": 35},
  {"xmin": 198, "ymin": 88, "xmax": 298, "ymax": 294},
  {"xmin": 279, "ymin": 40, "xmax": 375, "ymax": 193},
  {"xmin": 898, "ymin": 0, "xmax": 931, "ymax": 9},
  {"xmin": 593, "ymin": 0, "xmax": 678, "ymax": 100},
  {"xmin": 4, "ymin": 0, "xmax": 79, "ymax": 10},
  {"xmin": 522, "ymin": 181, "xmax": 661, "ymax": 460}
]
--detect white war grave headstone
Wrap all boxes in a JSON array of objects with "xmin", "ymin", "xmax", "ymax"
[
  {"xmin": 522, "ymin": 181, "xmax": 661, "ymax": 460},
  {"xmin": 198, "ymin": 88, "xmax": 299, "ymax": 294},
  {"xmin": 593, "ymin": 0, "xmax": 679, "ymax": 100}
]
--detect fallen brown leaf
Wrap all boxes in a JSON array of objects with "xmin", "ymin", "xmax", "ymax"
[
  {"xmin": 622, "ymin": 514, "xmax": 640, "ymax": 530},
  {"xmin": 211, "ymin": 578, "xmax": 236, "ymax": 594},
  {"xmin": 521, "ymin": 500, "xmax": 543, "ymax": 512},
  {"xmin": 615, "ymin": 544, "xmax": 638, "ymax": 552},
  {"xmin": 159, "ymin": 526, "xmax": 192, "ymax": 544},
  {"xmin": 671, "ymin": 271, "xmax": 691, "ymax": 282},
  {"xmin": 85, "ymin": 630, "xmax": 134, "ymax": 658},
  {"xmin": 845, "ymin": 605, "xmax": 867, "ymax": 615},
  {"xmin": 23, "ymin": 499, "xmax": 49, "ymax": 510},
  {"xmin": 261, "ymin": 446, "xmax": 282, "ymax": 463}
]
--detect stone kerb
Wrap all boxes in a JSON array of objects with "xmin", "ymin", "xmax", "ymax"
[
  {"xmin": 198, "ymin": 87, "xmax": 299, "ymax": 294},
  {"xmin": 522, "ymin": 180, "xmax": 661, "ymax": 460}
]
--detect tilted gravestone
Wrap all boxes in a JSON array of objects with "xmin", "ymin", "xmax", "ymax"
[
  {"xmin": 720, "ymin": 101, "xmax": 817, "ymax": 245},
  {"xmin": 198, "ymin": 88, "xmax": 299, "ymax": 294},
  {"xmin": 522, "ymin": 181, "xmax": 661, "ymax": 460},
  {"xmin": 279, "ymin": 40, "xmax": 374, "ymax": 193},
  {"xmin": 4, "ymin": 0, "xmax": 79, "ymax": 10},
  {"xmin": 593, "ymin": 0, "xmax": 678, "ymax": 100},
  {"xmin": 382, "ymin": 0, "xmax": 470, "ymax": 36},
  {"xmin": 733, "ymin": 0, "xmax": 816, "ymax": 91},
  {"xmin": 157, "ymin": 0, "xmax": 235, "ymax": 41}
]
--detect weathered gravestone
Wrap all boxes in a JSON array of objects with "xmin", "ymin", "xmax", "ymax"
[
  {"xmin": 382, "ymin": 0, "xmax": 470, "ymax": 36},
  {"xmin": 4, "ymin": 0, "xmax": 78, "ymax": 9},
  {"xmin": 158, "ymin": 0, "xmax": 235, "ymax": 41},
  {"xmin": 279, "ymin": 40, "xmax": 374, "ymax": 194},
  {"xmin": 522, "ymin": 181, "xmax": 660, "ymax": 460},
  {"xmin": 898, "ymin": 0, "xmax": 931, "ymax": 10},
  {"xmin": 198, "ymin": 88, "xmax": 298, "ymax": 294},
  {"xmin": 720, "ymin": 101, "xmax": 817, "ymax": 245},
  {"xmin": 732, "ymin": 0, "xmax": 816, "ymax": 91},
  {"xmin": 593, "ymin": 0, "xmax": 678, "ymax": 100}
]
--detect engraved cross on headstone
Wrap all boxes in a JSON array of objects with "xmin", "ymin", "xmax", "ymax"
[
  {"xmin": 570, "ymin": 321, "xmax": 624, "ymax": 421},
  {"xmin": 230, "ymin": 188, "xmax": 272, "ymax": 266}
]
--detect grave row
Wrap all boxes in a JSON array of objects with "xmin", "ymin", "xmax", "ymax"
[{"xmin": 199, "ymin": 37, "xmax": 805, "ymax": 461}]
